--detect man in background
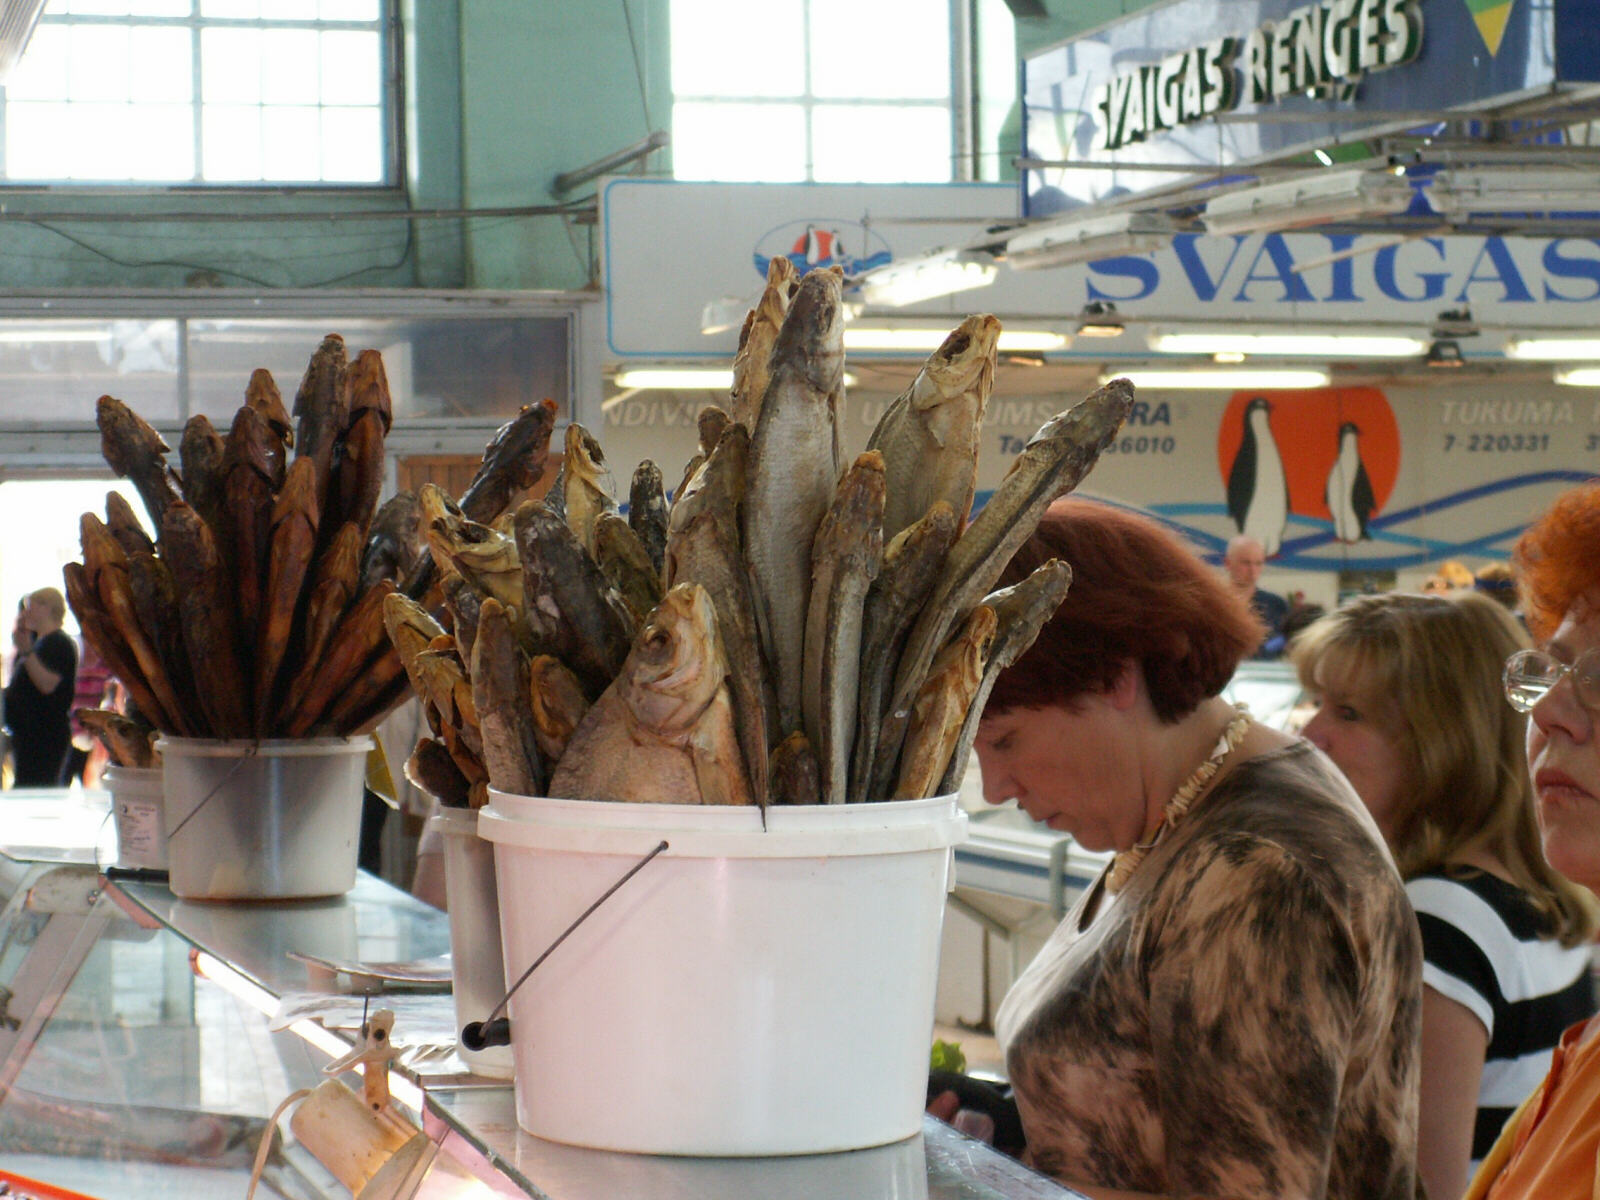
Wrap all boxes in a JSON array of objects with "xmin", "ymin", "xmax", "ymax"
[
  {"xmin": 1223, "ymin": 535, "xmax": 1289, "ymax": 660},
  {"xmin": 5, "ymin": 587, "xmax": 78, "ymax": 787}
]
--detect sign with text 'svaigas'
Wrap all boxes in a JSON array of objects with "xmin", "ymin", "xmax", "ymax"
[
  {"xmin": 601, "ymin": 180, "xmax": 1600, "ymax": 359},
  {"xmin": 1022, "ymin": 0, "xmax": 1600, "ymax": 213}
]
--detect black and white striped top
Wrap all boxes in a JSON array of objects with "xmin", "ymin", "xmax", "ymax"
[{"xmin": 1408, "ymin": 869, "xmax": 1596, "ymax": 1164}]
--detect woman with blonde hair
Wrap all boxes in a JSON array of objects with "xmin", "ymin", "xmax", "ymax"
[{"xmin": 1292, "ymin": 590, "xmax": 1597, "ymax": 1200}]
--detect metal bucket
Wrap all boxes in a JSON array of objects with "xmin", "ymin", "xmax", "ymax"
[{"xmin": 157, "ymin": 736, "xmax": 372, "ymax": 901}]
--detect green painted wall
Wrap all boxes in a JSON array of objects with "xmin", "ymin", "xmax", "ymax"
[{"xmin": 0, "ymin": 2, "xmax": 670, "ymax": 293}]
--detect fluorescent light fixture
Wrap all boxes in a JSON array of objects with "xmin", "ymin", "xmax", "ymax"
[
  {"xmin": 844, "ymin": 327, "xmax": 1068, "ymax": 353},
  {"xmin": 1433, "ymin": 168, "xmax": 1600, "ymax": 216},
  {"xmin": 614, "ymin": 367, "xmax": 856, "ymax": 389},
  {"xmin": 699, "ymin": 296, "xmax": 749, "ymax": 335},
  {"xmin": 615, "ymin": 368, "xmax": 732, "ymax": 389},
  {"xmin": 1553, "ymin": 366, "xmax": 1600, "ymax": 386},
  {"xmin": 1003, "ymin": 211, "xmax": 1176, "ymax": 270},
  {"xmin": 855, "ymin": 248, "xmax": 998, "ymax": 307},
  {"xmin": 1149, "ymin": 331, "xmax": 1427, "ymax": 357},
  {"xmin": 1103, "ymin": 368, "xmax": 1331, "ymax": 390},
  {"xmin": 1075, "ymin": 301, "xmax": 1124, "ymax": 338},
  {"xmin": 1504, "ymin": 337, "xmax": 1600, "ymax": 361},
  {"xmin": 1201, "ymin": 168, "xmax": 1415, "ymax": 236}
]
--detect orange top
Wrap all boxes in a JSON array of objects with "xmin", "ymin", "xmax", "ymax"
[{"xmin": 1487, "ymin": 1018, "xmax": 1600, "ymax": 1200}]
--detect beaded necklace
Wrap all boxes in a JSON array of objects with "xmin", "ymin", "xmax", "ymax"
[{"xmin": 1105, "ymin": 704, "xmax": 1252, "ymax": 894}]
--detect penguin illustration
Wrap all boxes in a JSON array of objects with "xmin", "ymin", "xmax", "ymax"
[
  {"xmin": 1325, "ymin": 421, "xmax": 1375, "ymax": 542},
  {"xmin": 1225, "ymin": 397, "xmax": 1289, "ymax": 557}
]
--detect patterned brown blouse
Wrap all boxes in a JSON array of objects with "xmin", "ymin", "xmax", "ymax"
[{"xmin": 995, "ymin": 742, "xmax": 1423, "ymax": 1199}]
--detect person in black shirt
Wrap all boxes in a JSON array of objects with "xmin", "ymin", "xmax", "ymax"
[{"xmin": 5, "ymin": 587, "xmax": 78, "ymax": 787}]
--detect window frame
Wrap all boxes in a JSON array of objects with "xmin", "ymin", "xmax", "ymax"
[
  {"xmin": 669, "ymin": 0, "xmax": 955, "ymax": 184},
  {"xmin": 0, "ymin": 0, "xmax": 404, "ymax": 191}
]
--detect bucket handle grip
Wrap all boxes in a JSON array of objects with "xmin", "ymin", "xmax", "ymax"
[{"xmin": 462, "ymin": 838, "xmax": 669, "ymax": 1052}]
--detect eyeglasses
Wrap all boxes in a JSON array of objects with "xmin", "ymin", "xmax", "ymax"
[{"xmin": 1504, "ymin": 648, "xmax": 1600, "ymax": 714}]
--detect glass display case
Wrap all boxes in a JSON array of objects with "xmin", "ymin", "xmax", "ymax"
[{"xmin": 0, "ymin": 796, "xmax": 1085, "ymax": 1200}]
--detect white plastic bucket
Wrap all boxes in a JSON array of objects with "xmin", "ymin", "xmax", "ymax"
[
  {"xmin": 478, "ymin": 791, "xmax": 968, "ymax": 1156},
  {"xmin": 431, "ymin": 805, "xmax": 514, "ymax": 1079},
  {"xmin": 157, "ymin": 736, "xmax": 373, "ymax": 901},
  {"xmin": 104, "ymin": 765, "xmax": 167, "ymax": 871}
]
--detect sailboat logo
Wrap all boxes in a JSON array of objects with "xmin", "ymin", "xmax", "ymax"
[
  {"xmin": 1464, "ymin": 0, "xmax": 1514, "ymax": 56},
  {"xmin": 752, "ymin": 219, "xmax": 892, "ymax": 280}
]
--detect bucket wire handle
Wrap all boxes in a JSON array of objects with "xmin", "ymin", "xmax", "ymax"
[
  {"xmin": 462, "ymin": 838, "xmax": 669, "ymax": 1051},
  {"xmin": 165, "ymin": 740, "xmax": 261, "ymax": 843}
]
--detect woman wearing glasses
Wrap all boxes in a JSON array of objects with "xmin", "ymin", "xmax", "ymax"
[
  {"xmin": 1466, "ymin": 481, "xmax": 1600, "ymax": 1200},
  {"xmin": 1291, "ymin": 591, "xmax": 1597, "ymax": 1200}
]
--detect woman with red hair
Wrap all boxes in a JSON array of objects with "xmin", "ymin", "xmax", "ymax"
[
  {"xmin": 1466, "ymin": 479, "xmax": 1600, "ymax": 1200},
  {"xmin": 968, "ymin": 499, "xmax": 1423, "ymax": 1199}
]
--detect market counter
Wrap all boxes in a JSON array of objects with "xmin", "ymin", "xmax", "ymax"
[{"xmin": 0, "ymin": 795, "xmax": 1085, "ymax": 1200}]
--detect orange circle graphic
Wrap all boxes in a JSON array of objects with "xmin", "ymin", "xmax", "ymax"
[{"xmin": 1216, "ymin": 387, "xmax": 1400, "ymax": 522}]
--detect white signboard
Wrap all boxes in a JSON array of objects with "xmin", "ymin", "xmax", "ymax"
[{"xmin": 601, "ymin": 179, "xmax": 1600, "ymax": 359}]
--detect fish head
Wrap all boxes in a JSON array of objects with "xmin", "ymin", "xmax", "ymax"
[
  {"xmin": 245, "ymin": 368, "xmax": 294, "ymax": 445},
  {"xmin": 564, "ymin": 423, "xmax": 608, "ymax": 477},
  {"xmin": 696, "ymin": 404, "xmax": 731, "ymax": 457},
  {"xmin": 621, "ymin": 582, "xmax": 725, "ymax": 731},
  {"xmin": 770, "ymin": 268, "xmax": 846, "ymax": 395},
  {"xmin": 912, "ymin": 314, "xmax": 1001, "ymax": 411}
]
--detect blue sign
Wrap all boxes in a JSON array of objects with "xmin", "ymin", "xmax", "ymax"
[{"xmin": 1022, "ymin": 0, "xmax": 1600, "ymax": 216}]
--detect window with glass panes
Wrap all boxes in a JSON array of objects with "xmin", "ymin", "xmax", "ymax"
[
  {"xmin": 2, "ymin": 0, "xmax": 391, "ymax": 185},
  {"xmin": 670, "ymin": 0, "xmax": 952, "ymax": 183}
]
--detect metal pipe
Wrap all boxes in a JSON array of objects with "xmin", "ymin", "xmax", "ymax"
[
  {"xmin": 950, "ymin": 0, "xmax": 976, "ymax": 181},
  {"xmin": 552, "ymin": 130, "xmax": 670, "ymax": 194}
]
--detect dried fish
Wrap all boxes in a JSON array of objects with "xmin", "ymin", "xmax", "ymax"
[
  {"xmin": 78, "ymin": 708, "xmax": 159, "ymax": 768},
  {"xmin": 470, "ymin": 598, "xmax": 546, "ymax": 796},
  {"xmin": 254, "ymin": 457, "xmax": 320, "ymax": 732},
  {"xmin": 80, "ymin": 515, "xmax": 193, "ymax": 738},
  {"xmin": 512, "ymin": 503, "xmax": 634, "ymax": 699},
  {"xmin": 178, "ymin": 414, "xmax": 228, "ymax": 537},
  {"xmin": 895, "ymin": 605, "xmax": 997, "ymax": 800},
  {"xmin": 407, "ymin": 736, "xmax": 472, "ymax": 807},
  {"xmin": 802, "ymin": 452, "xmax": 885, "ymax": 805},
  {"xmin": 730, "ymin": 253, "xmax": 797, "ymax": 429},
  {"xmin": 360, "ymin": 490, "xmax": 422, "ymax": 591},
  {"xmin": 221, "ymin": 405, "xmax": 280, "ymax": 647},
  {"xmin": 459, "ymin": 399, "xmax": 559, "ymax": 524},
  {"xmin": 855, "ymin": 501, "xmax": 960, "ymax": 802},
  {"xmin": 125, "ymin": 550, "xmax": 196, "ymax": 728},
  {"xmin": 769, "ymin": 731, "xmax": 821, "ymax": 807},
  {"xmin": 744, "ymin": 266, "xmax": 846, "ymax": 737},
  {"xmin": 162, "ymin": 501, "xmax": 252, "ymax": 737},
  {"xmin": 97, "ymin": 394, "xmax": 183, "ymax": 536},
  {"xmin": 441, "ymin": 572, "xmax": 484, "ymax": 664},
  {"xmin": 104, "ymin": 491, "xmax": 156, "ymax": 559},
  {"xmin": 528, "ymin": 654, "xmax": 589, "ymax": 764},
  {"xmin": 697, "ymin": 404, "xmax": 730, "ymax": 459},
  {"xmin": 293, "ymin": 333, "xmax": 349, "ymax": 510},
  {"xmin": 886, "ymin": 379, "xmax": 1133, "ymax": 724},
  {"xmin": 627, "ymin": 459, "xmax": 670, "ymax": 580},
  {"xmin": 282, "ymin": 580, "xmax": 396, "ymax": 737},
  {"xmin": 65, "ymin": 561, "xmax": 181, "ymax": 735},
  {"xmin": 550, "ymin": 583, "xmax": 751, "ymax": 806},
  {"xmin": 278, "ymin": 521, "xmax": 363, "ymax": 722},
  {"xmin": 331, "ymin": 348, "xmax": 392, "ymax": 540},
  {"xmin": 937, "ymin": 560, "xmax": 1073, "ymax": 796},
  {"xmin": 866, "ymin": 313, "xmax": 999, "ymax": 542},
  {"xmin": 666, "ymin": 423, "xmax": 771, "ymax": 807},
  {"xmin": 246, "ymin": 367, "xmax": 294, "ymax": 451},
  {"xmin": 594, "ymin": 512, "xmax": 663, "ymax": 625},
  {"xmin": 560, "ymin": 422, "xmax": 618, "ymax": 557}
]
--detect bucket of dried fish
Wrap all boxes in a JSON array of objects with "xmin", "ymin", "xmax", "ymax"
[
  {"xmin": 430, "ymin": 804, "xmax": 513, "ymax": 1078},
  {"xmin": 478, "ymin": 789, "xmax": 967, "ymax": 1156},
  {"xmin": 104, "ymin": 765, "xmax": 167, "ymax": 871},
  {"xmin": 158, "ymin": 735, "xmax": 373, "ymax": 901}
]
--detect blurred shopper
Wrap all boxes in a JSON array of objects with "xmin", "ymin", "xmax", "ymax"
[
  {"xmin": 1292, "ymin": 591, "xmax": 1596, "ymax": 1200},
  {"xmin": 953, "ymin": 500, "xmax": 1421, "ymax": 1199},
  {"xmin": 57, "ymin": 638, "xmax": 113, "ymax": 786},
  {"xmin": 1475, "ymin": 561, "xmax": 1520, "ymax": 612},
  {"xmin": 1465, "ymin": 481, "xmax": 1600, "ymax": 1200},
  {"xmin": 4, "ymin": 587, "xmax": 78, "ymax": 787},
  {"xmin": 1222, "ymin": 534, "xmax": 1289, "ymax": 659}
]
